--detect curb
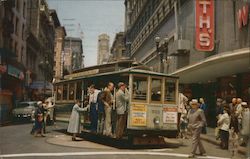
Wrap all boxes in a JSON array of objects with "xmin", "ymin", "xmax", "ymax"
[{"xmin": 200, "ymin": 134, "xmax": 247, "ymax": 155}]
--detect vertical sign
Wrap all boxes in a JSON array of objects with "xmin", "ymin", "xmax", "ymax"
[
  {"xmin": 195, "ymin": 0, "xmax": 214, "ymax": 51},
  {"xmin": 131, "ymin": 104, "xmax": 147, "ymax": 126}
]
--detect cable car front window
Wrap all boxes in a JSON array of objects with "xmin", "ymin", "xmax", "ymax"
[
  {"xmin": 151, "ymin": 78, "xmax": 162, "ymax": 102},
  {"xmin": 165, "ymin": 79, "xmax": 176, "ymax": 103},
  {"xmin": 132, "ymin": 76, "xmax": 148, "ymax": 102}
]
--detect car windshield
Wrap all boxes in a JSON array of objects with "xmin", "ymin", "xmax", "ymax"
[{"xmin": 17, "ymin": 103, "xmax": 32, "ymax": 108}]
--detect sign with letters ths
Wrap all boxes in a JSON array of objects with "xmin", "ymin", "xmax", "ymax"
[
  {"xmin": 195, "ymin": 0, "xmax": 214, "ymax": 51},
  {"xmin": 131, "ymin": 104, "xmax": 147, "ymax": 126}
]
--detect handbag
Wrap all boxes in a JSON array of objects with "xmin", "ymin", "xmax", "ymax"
[{"xmin": 37, "ymin": 114, "xmax": 43, "ymax": 122}]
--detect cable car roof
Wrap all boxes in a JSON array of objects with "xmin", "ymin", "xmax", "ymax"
[{"xmin": 55, "ymin": 66, "xmax": 178, "ymax": 84}]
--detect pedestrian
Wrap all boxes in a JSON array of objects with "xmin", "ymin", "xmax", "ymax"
[
  {"xmin": 97, "ymin": 90, "xmax": 105, "ymax": 134},
  {"xmin": 216, "ymin": 98, "xmax": 224, "ymax": 116},
  {"xmin": 235, "ymin": 98, "xmax": 243, "ymax": 131},
  {"xmin": 199, "ymin": 98, "xmax": 207, "ymax": 134},
  {"xmin": 88, "ymin": 84, "xmax": 101, "ymax": 133},
  {"xmin": 229, "ymin": 98, "xmax": 237, "ymax": 115},
  {"xmin": 240, "ymin": 102, "xmax": 250, "ymax": 159},
  {"xmin": 67, "ymin": 100, "xmax": 85, "ymax": 141},
  {"xmin": 217, "ymin": 107, "xmax": 230, "ymax": 149},
  {"xmin": 179, "ymin": 113, "xmax": 188, "ymax": 139},
  {"xmin": 115, "ymin": 82, "xmax": 129, "ymax": 139},
  {"xmin": 101, "ymin": 82, "xmax": 114, "ymax": 137},
  {"xmin": 33, "ymin": 101, "xmax": 45, "ymax": 137},
  {"xmin": 228, "ymin": 127, "xmax": 239, "ymax": 158},
  {"xmin": 187, "ymin": 99, "xmax": 206, "ymax": 158}
]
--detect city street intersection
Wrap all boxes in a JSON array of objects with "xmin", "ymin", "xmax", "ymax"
[{"xmin": 0, "ymin": 122, "xmax": 245, "ymax": 159}]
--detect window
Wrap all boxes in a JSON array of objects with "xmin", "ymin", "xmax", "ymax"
[
  {"xmin": 23, "ymin": 2, "xmax": 26, "ymax": 18},
  {"xmin": 151, "ymin": 78, "xmax": 162, "ymax": 102},
  {"xmin": 76, "ymin": 81, "xmax": 82, "ymax": 100},
  {"xmin": 132, "ymin": 75, "xmax": 148, "ymax": 101},
  {"xmin": 69, "ymin": 83, "xmax": 75, "ymax": 100},
  {"xmin": 56, "ymin": 86, "xmax": 62, "ymax": 100},
  {"xmin": 165, "ymin": 79, "xmax": 176, "ymax": 103},
  {"xmin": 15, "ymin": 18, "xmax": 19, "ymax": 35},
  {"xmin": 22, "ymin": 24, "xmax": 25, "ymax": 40},
  {"xmin": 63, "ymin": 84, "xmax": 68, "ymax": 100}
]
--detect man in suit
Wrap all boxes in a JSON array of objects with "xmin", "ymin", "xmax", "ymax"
[{"xmin": 115, "ymin": 82, "xmax": 129, "ymax": 139}]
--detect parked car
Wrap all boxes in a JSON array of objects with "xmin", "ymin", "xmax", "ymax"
[{"xmin": 12, "ymin": 101, "xmax": 38, "ymax": 121}]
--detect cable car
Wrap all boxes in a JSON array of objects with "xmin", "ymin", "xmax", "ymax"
[{"xmin": 54, "ymin": 60, "xmax": 179, "ymax": 145}]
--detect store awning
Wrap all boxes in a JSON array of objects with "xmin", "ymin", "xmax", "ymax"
[
  {"xmin": 170, "ymin": 48, "xmax": 250, "ymax": 84},
  {"xmin": 29, "ymin": 81, "xmax": 53, "ymax": 90},
  {"xmin": 0, "ymin": 48, "xmax": 17, "ymax": 60}
]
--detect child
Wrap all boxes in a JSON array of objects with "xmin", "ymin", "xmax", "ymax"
[
  {"xmin": 228, "ymin": 127, "xmax": 239, "ymax": 158},
  {"xmin": 179, "ymin": 113, "xmax": 188, "ymax": 139}
]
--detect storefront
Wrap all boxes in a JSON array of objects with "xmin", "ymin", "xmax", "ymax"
[
  {"xmin": 0, "ymin": 48, "xmax": 25, "ymax": 125},
  {"xmin": 171, "ymin": 48, "xmax": 250, "ymax": 127}
]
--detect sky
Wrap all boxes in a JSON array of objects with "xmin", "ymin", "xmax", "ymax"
[{"xmin": 47, "ymin": 0, "xmax": 125, "ymax": 67}]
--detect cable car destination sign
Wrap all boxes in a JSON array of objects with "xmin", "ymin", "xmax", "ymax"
[{"xmin": 195, "ymin": 0, "xmax": 214, "ymax": 51}]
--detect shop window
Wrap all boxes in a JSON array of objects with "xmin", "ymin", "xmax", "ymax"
[
  {"xmin": 56, "ymin": 86, "xmax": 62, "ymax": 101},
  {"xmin": 151, "ymin": 78, "xmax": 162, "ymax": 102},
  {"xmin": 165, "ymin": 79, "xmax": 176, "ymax": 103},
  {"xmin": 63, "ymin": 84, "xmax": 68, "ymax": 100},
  {"xmin": 132, "ymin": 75, "xmax": 148, "ymax": 101},
  {"xmin": 69, "ymin": 83, "xmax": 75, "ymax": 100}
]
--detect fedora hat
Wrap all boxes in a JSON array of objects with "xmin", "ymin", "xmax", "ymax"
[{"xmin": 191, "ymin": 99, "xmax": 198, "ymax": 105}]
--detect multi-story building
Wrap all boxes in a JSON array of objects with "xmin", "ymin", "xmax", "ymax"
[
  {"xmin": 125, "ymin": 0, "xmax": 250, "ymax": 126},
  {"xmin": 53, "ymin": 25, "xmax": 66, "ymax": 81},
  {"xmin": 110, "ymin": 32, "xmax": 127, "ymax": 62},
  {"xmin": 63, "ymin": 37, "xmax": 83, "ymax": 73},
  {"xmin": 0, "ymin": 0, "xmax": 27, "ymax": 124},
  {"xmin": 97, "ymin": 33, "xmax": 110, "ymax": 65},
  {"xmin": 25, "ymin": 0, "xmax": 58, "ymax": 100}
]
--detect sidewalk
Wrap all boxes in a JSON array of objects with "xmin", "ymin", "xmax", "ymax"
[{"xmin": 200, "ymin": 127, "xmax": 248, "ymax": 155}]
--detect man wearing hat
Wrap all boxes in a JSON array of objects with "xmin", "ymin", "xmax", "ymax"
[
  {"xmin": 115, "ymin": 82, "xmax": 129, "ymax": 139},
  {"xmin": 187, "ymin": 99, "xmax": 207, "ymax": 158}
]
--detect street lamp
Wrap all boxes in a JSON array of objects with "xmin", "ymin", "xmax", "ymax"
[{"xmin": 155, "ymin": 36, "xmax": 169, "ymax": 73}]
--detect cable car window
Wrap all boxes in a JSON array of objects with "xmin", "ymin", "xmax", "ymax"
[
  {"xmin": 63, "ymin": 84, "xmax": 68, "ymax": 100},
  {"xmin": 132, "ymin": 76, "xmax": 148, "ymax": 101},
  {"xmin": 76, "ymin": 81, "xmax": 82, "ymax": 100},
  {"xmin": 69, "ymin": 83, "xmax": 75, "ymax": 100},
  {"xmin": 165, "ymin": 79, "xmax": 176, "ymax": 102},
  {"xmin": 151, "ymin": 78, "xmax": 162, "ymax": 102},
  {"xmin": 56, "ymin": 85, "xmax": 62, "ymax": 100}
]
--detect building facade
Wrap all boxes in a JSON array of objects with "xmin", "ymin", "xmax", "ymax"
[
  {"xmin": 25, "ymin": 0, "xmax": 59, "ymax": 100},
  {"xmin": 63, "ymin": 37, "xmax": 83, "ymax": 74},
  {"xmin": 110, "ymin": 32, "xmax": 127, "ymax": 62},
  {"xmin": 53, "ymin": 26, "xmax": 66, "ymax": 81},
  {"xmin": 125, "ymin": 0, "xmax": 250, "ymax": 126},
  {"xmin": 0, "ymin": 0, "xmax": 27, "ymax": 124},
  {"xmin": 97, "ymin": 33, "xmax": 110, "ymax": 65}
]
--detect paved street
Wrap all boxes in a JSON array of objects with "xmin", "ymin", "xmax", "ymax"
[{"xmin": 0, "ymin": 122, "xmax": 245, "ymax": 159}]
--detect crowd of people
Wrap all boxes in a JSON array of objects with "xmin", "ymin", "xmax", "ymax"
[
  {"xmin": 177, "ymin": 93, "xmax": 250, "ymax": 158},
  {"xmin": 67, "ymin": 82, "xmax": 129, "ymax": 141},
  {"xmin": 216, "ymin": 98, "xmax": 250, "ymax": 157}
]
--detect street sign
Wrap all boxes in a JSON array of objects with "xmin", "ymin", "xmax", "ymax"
[{"xmin": 131, "ymin": 104, "xmax": 147, "ymax": 126}]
